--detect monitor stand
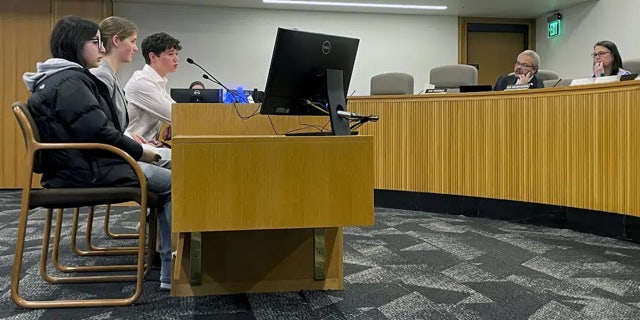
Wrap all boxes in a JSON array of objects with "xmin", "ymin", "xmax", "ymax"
[{"xmin": 326, "ymin": 69, "xmax": 351, "ymax": 136}]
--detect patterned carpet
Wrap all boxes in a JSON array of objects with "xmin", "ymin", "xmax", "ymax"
[{"xmin": 1, "ymin": 190, "xmax": 640, "ymax": 319}]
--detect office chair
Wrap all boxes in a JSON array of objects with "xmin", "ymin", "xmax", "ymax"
[
  {"xmin": 535, "ymin": 69, "xmax": 561, "ymax": 81},
  {"xmin": 370, "ymin": 72, "xmax": 414, "ymax": 95},
  {"xmin": 623, "ymin": 58, "xmax": 640, "ymax": 74},
  {"xmin": 429, "ymin": 64, "xmax": 478, "ymax": 92},
  {"xmin": 11, "ymin": 102, "xmax": 159, "ymax": 308}
]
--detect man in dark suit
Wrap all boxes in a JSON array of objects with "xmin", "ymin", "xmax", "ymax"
[{"xmin": 493, "ymin": 50, "xmax": 545, "ymax": 91}]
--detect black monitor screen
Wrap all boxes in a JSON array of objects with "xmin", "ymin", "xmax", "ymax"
[
  {"xmin": 260, "ymin": 28, "xmax": 359, "ymax": 116},
  {"xmin": 170, "ymin": 88, "xmax": 222, "ymax": 103}
]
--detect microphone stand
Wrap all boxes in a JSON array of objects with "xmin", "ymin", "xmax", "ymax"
[
  {"xmin": 186, "ymin": 58, "xmax": 245, "ymax": 101},
  {"xmin": 336, "ymin": 110, "xmax": 379, "ymax": 130}
]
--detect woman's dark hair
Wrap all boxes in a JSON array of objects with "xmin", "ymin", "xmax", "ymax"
[
  {"xmin": 141, "ymin": 32, "xmax": 182, "ymax": 65},
  {"xmin": 50, "ymin": 16, "xmax": 99, "ymax": 68},
  {"xmin": 594, "ymin": 40, "xmax": 624, "ymax": 75},
  {"xmin": 189, "ymin": 81, "xmax": 205, "ymax": 89}
]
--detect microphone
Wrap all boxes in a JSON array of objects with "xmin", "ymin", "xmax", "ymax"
[
  {"xmin": 202, "ymin": 74, "xmax": 228, "ymax": 90},
  {"xmin": 187, "ymin": 57, "xmax": 245, "ymax": 101},
  {"xmin": 551, "ymin": 78, "xmax": 563, "ymax": 88},
  {"xmin": 337, "ymin": 110, "xmax": 379, "ymax": 122},
  {"xmin": 186, "ymin": 57, "xmax": 231, "ymax": 92}
]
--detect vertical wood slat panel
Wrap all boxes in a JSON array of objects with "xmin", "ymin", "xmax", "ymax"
[
  {"xmin": 51, "ymin": 0, "xmax": 112, "ymax": 24},
  {"xmin": 0, "ymin": 0, "xmax": 51, "ymax": 188},
  {"xmin": 349, "ymin": 82, "xmax": 640, "ymax": 217}
]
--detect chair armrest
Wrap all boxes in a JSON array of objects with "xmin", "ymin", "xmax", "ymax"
[{"xmin": 34, "ymin": 142, "xmax": 148, "ymax": 192}]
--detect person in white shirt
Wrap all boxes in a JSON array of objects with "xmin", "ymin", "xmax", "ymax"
[{"xmin": 124, "ymin": 32, "xmax": 181, "ymax": 141}]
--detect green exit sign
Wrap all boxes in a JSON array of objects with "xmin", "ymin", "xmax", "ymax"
[
  {"xmin": 548, "ymin": 20, "xmax": 562, "ymax": 38},
  {"xmin": 547, "ymin": 13, "xmax": 562, "ymax": 38}
]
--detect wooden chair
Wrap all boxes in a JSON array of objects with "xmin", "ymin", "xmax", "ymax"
[{"xmin": 10, "ymin": 102, "xmax": 158, "ymax": 308}]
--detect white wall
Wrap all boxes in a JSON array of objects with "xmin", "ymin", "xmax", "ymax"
[
  {"xmin": 114, "ymin": 3, "xmax": 458, "ymax": 95},
  {"xmin": 535, "ymin": 0, "xmax": 640, "ymax": 79}
]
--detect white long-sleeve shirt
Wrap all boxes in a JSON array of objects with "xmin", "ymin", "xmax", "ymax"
[{"xmin": 124, "ymin": 64, "xmax": 175, "ymax": 141}]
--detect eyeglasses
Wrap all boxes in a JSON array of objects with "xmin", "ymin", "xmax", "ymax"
[
  {"xmin": 591, "ymin": 51, "xmax": 611, "ymax": 58},
  {"xmin": 515, "ymin": 61, "xmax": 534, "ymax": 68},
  {"xmin": 90, "ymin": 38, "xmax": 104, "ymax": 50}
]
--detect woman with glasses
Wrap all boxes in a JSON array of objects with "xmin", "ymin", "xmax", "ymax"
[
  {"xmin": 592, "ymin": 40, "xmax": 631, "ymax": 77},
  {"xmin": 23, "ymin": 15, "xmax": 160, "ymax": 189},
  {"xmin": 90, "ymin": 16, "xmax": 174, "ymax": 291}
]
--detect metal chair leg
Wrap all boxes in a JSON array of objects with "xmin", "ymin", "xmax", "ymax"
[
  {"xmin": 16, "ymin": 207, "xmax": 147, "ymax": 308},
  {"xmin": 104, "ymin": 204, "xmax": 138, "ymax": 240},
  {"xmin": 43, "ymin": 208, "xmax": 139, "ymax": 283},
  {"xmin": 70, "ymin": 206, "xmax": 154, "ymax": 280},
  {"xmin": 71, "ymin": 206, "xmax": 138, "ymax": 256}
]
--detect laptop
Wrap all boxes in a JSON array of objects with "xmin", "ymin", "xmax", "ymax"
[{"xmin": 459, "ymin": 85, "xmax": 492, "ymax": 93}]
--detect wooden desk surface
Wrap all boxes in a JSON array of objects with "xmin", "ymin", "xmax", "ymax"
[{"xmin": 347, "ymin": 80, "xmax": 640, "ymax": 217}]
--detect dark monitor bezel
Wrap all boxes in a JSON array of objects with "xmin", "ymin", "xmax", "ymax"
[
  {"xmin": 259, "ymin": 28, "xmax": 359, "ymax": 116},
  {"xmin": 459, "ymin": 85, "xmax": 493, "ymax": 93},
  {"xmin": 170, "ymin": 88, "xmax": 222, "ymax": 103}
]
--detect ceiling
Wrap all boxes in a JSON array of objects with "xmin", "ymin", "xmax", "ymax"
[{"xmin": 113, "ymin": 0, "xmax": 597, "ymax": 18}]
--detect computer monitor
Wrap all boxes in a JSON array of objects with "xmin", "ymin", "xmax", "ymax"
[
  {"xmin": 260, "ymin": 28, "xmax": 359, "ymax": 135},
  {"xmin": 170, "ymin": 88, "xmax": 222, "ymax": 103}
]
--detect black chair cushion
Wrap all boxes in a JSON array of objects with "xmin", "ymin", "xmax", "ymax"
[{"xmin": 29, "ymin": 187, "xmax": 161, "ymax": 209}]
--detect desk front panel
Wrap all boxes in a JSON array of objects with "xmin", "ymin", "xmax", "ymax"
[
  {"xmin": 172, "ymin": 135, "xmax": 374, "ymax": 232},
  {"xmin": 348, "ymin": 82, "xmax": 640, "ymax": 217}
]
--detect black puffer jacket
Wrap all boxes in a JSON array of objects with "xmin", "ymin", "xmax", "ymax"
[{"xmin": 23, "ymin": 59, "xmax": 143, "ymax": 188}]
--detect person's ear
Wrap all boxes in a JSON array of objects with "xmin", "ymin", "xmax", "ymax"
[{"xmin": 110, "ymin": 35, "xmax": 119, "ymax": 48}]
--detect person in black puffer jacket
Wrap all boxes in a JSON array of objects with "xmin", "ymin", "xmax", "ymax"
[
  {"xmin": 22, "ymin": 16, "xmax": 174, "ymax": 291},
  {"xmin": 23, "ymin": 16, "xmax": 160, "ymax": 187}
]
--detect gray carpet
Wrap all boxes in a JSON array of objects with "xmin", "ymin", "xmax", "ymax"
[{"xmin": 1, "ymin": 190, "xmax": 640, "ymax": 319}]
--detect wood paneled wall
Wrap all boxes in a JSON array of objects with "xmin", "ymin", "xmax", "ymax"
[
  {"xmin": 0, "ymin": 0, "xmax": 112, "ymax": 188},
  {"xmin": 348, "ymin": 82, "xmax": 640, "ymax": 217}
]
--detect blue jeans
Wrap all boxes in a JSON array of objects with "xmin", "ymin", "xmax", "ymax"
[{"xmin": 139, "ymin": 159, "xmax": 172, "ymax": 285}]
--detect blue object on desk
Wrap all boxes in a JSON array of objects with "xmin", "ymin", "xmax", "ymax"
[{"xmin": 223, "ymin": 86, "xmax": 250, "ymax": 103}]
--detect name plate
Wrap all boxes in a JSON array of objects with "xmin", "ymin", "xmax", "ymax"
[
  {"xmin": 505, "ymin": 84, "xmax": 531, "ymax": 90},
  {"xmin": 425, "ymin": 88, "xmax": 448, "ymax": 94}
]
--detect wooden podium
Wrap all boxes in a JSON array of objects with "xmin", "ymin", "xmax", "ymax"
[{"xmin": 170, "ymin": 103, "xmax": 374, "ymax": 296}]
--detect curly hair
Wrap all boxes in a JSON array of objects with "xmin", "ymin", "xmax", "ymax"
[{"xmin": 141, "ymin": 32, "xmax": 182, "ymax": 65}]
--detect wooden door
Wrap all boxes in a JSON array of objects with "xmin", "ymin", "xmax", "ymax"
[
  {"xmin": 467, "ymin": 32, "xmax": 525, "ymax": 86},
  {"xmin": 459, "ymin": 18, "xmax": 535, "ymax": 88}
]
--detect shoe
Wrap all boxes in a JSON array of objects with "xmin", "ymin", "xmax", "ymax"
[{"xmin": 160, "ymin": 282, "xmax": 171, "ymax": 290}]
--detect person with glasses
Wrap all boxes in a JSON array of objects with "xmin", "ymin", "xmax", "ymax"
[
  {"xmin": 23, "ymin": 15, "xmax": 160, "ymax": 190},
  {"xmin": 493, "ymin": 50, "xmax": 544, "ymax": 91},
  {"xmin": 90, "ymin": 16, "xmax": 173, "ymax": 291},
  {"xmin": 592, "ymin": 40, "xmax": 631, "ymax": 77}
]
